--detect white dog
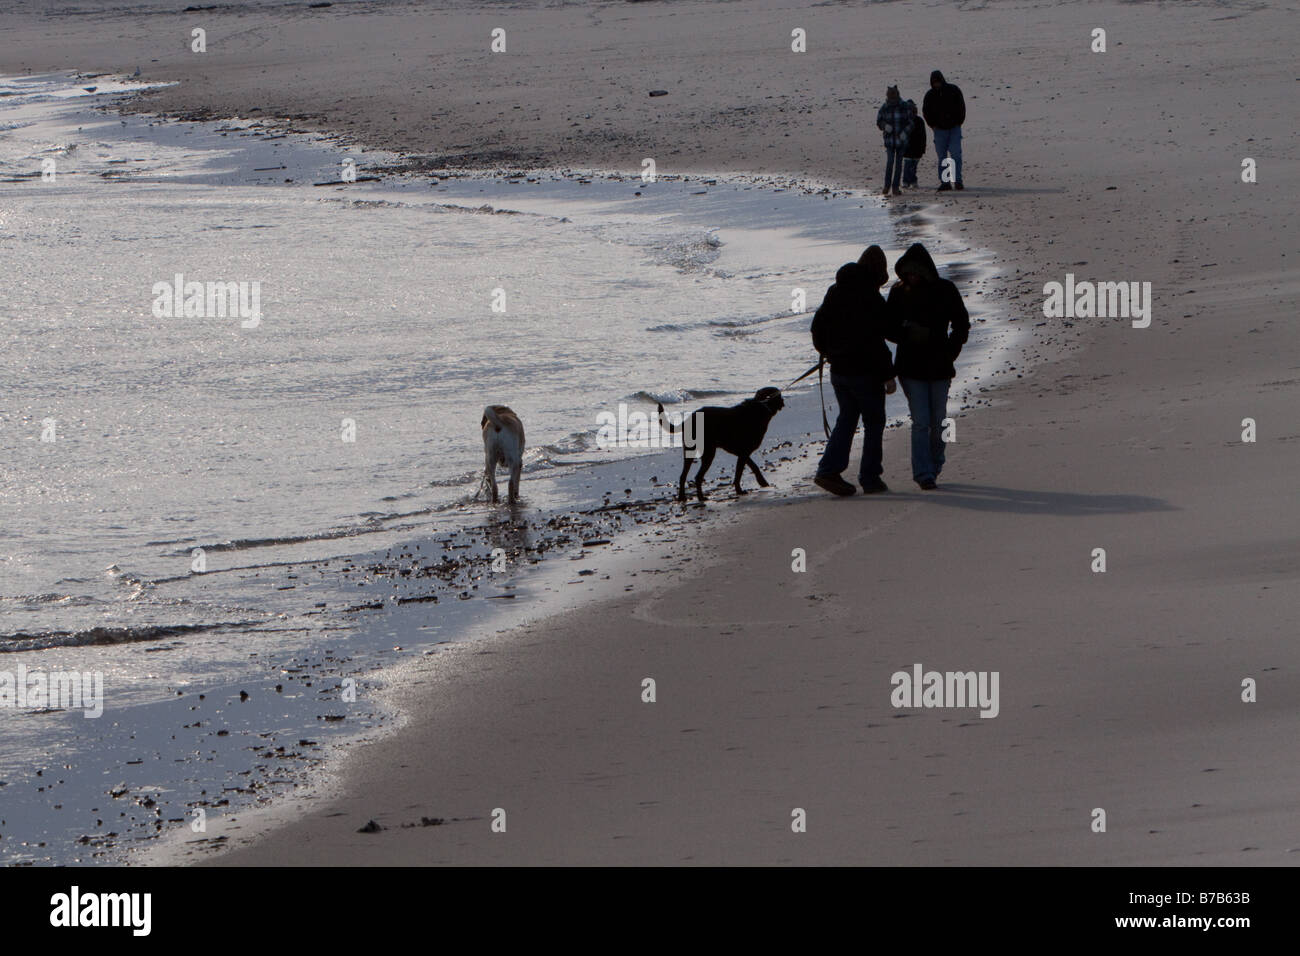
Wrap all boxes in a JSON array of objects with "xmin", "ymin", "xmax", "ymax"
[{"xmin": 481, "ymin": 405, "xmax": 525, "ymax": 504}]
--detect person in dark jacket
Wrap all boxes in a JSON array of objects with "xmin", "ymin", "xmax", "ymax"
[
  {"xmin": 922, "ymin": 70, "xmax": 965, "ymax": 191},
  {"xmin": 811, "ymin": 246, "xmax": 896, "ymax": 496},
  {"xmin": 876, "ymin": 86, "xmax": 912, "ymax": 197},
  {"xmin": 901, "ymin": 99, "xmax": 925, "ymax": 187},
  {"xmin": 884, "ymin": 243, "xmax": 970, "ymax": 489}
]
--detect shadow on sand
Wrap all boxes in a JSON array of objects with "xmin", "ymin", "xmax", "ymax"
[
  {"xmin": 933, "ymin": 186, "xmax": 1067, "ymax": 195},
  {"xmin": 910, "ymin": 482, "xmax": 1177, "ymax": 517}
]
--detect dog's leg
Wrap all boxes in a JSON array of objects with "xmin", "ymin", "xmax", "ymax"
[
  {"xmin": 508, "ymin": 460, "xmax": 521, "ymax": 504},
  {"xmin": 485, "ymin": 449, "xmax": 499, "ymax": 504},
  {"xmin": 745, "ymin": 456, "xmax": 770, "ymax": 487},
  {"xmin": 693, "ymin": 446, "xmax": 716, "ymax": 502},
  {"xmin": 733, "ymin": 456, "xmax": 747, "ymax": 495},
  {"xmin": 677, "ymin": 455, "xmax": 692, "ymax": 502}
]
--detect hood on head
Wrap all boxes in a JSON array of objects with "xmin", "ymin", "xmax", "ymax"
[
  {"xmin": 886, "ymin": 85, "xmax": 900, "ymax": 100},
  {"xmin": 858, "ymin": 245, "xmax": 889, "ymax": 288},
  {"xmin": 835, "ymin": 261, "xmax": 862, "ymax": 288},
  {"xmin": 930, "ymin": 70, "xmax": 945, "ymax": 86},
  {"xmin": 895, "ymin": 243, "xmax": 939, "ymax": 282}
]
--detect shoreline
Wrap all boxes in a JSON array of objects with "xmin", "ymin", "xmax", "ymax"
[
  {"xmin": 136, "ymin": 157, "xmax": 1020, "ymax": 865},
  {"xmin": 3, "ymin": 0, "xmax": 1296, "ymax": 866},
  {"xmin": 149, "ymin": 174, "xmax": 1032, "ymax": 864},
  {"xmin": 1, "ymin": 76, "xmax": 1022, "ymax": 866},
  {"xmin": 1, "ymin": 73, "xmax": 1008, "ymax": 865}
]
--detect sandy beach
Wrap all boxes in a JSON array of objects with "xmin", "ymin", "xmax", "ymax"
[{"xmin": 4, "ymin": 0, "xmax": 1297, "ymax": 865}]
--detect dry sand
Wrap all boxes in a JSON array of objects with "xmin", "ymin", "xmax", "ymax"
[{"xmin": 5, "ymin": 0, "xmax": 1297, "ymax": 864}]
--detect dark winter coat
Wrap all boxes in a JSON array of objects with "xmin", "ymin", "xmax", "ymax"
[
  {"xmin": 903, "ymin": 106, "xmax": 926, "ymax": 159},
  {"xmin": 811, "ymin": 262, "xmax": 895, "ymax": 382},
  {"xmin": 884, "ymin": 244, "xmax": 970, "ymax": 381},
  {"xmin": 922, "ymin": 71, "xmax": 966, "ymax": 130}
]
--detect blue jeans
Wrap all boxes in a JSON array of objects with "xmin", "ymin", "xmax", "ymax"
[
  {"xmin": 899, "ymin": 377, "xmax": 950, "ymax": 483},
  {"xmin": 816, "ymin": 372, "xmax": 886, "ymax": 484},
  {"xmin": 933, "ymin": 126, "xmax": 963, "ymax": 185},
  {"xmin": 902, "ymin": 157, "xmax": 918, "ymax": 186},
  {"xmin": 884, "ymin": 146, "xmax": 903, "ymax": 191}
]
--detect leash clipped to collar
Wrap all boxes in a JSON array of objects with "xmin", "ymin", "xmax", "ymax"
[{"xmin": 786, "ymin": 358, "xmax": 832, "ymax": 439}]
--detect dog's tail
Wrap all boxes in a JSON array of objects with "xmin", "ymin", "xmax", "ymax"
[
  {"xmin": 656, "ymin": 402, "xmax": 682, "ymax": 434},
  {"xmin": 482, "ymin": 405, "xmax": 506, "ymax": 433}
]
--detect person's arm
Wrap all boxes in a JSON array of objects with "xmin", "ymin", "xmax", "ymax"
[
  {"xmin": 811, "ymin": 285, "xmax": 840, "ymax": 357},
  {"xmin": 921, "ymin": 91, "xmax": 935, "ymax": 129},
  {"xmin": 954, "ymin": 87, "xmax": 966, "ymax": 127},
  {"xmin": 945, "ymin": 283, "xmax": 970, "ymax": 356},
  {"xmin": 876, "ymin": 103, "xmax": 887, "ymax": 131},
  {"xmin": 882, "ymin": 288, "xmax": 905, "ymax": 344},
  {"xmin": 810, "ymin": 302, "xmax": 829, "ymax": 356}
]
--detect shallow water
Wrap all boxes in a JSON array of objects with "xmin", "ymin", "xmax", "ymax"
[{"xmin": 0, "ymin": 71, "xmax": 913, "ymax": 649}]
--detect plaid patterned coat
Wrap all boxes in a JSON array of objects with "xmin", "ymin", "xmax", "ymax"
[{"xmin": 876, "ymin": 99, "xmax": 914, "ymax": 150}]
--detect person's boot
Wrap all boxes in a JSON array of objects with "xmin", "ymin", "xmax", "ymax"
[
  {"xmin": 955, "ymin": 182, "xmax": 965, "ymax": 190},
  {"xmin": 937, "ymin": 182, "xmax": 953, "ymax": 192},
  {"xmin": 815, "ymin": 474, "xmax": 857, "ymax": 496},
  {"xmin": 891, "ymin": 187, "xmax": 902, "ymax": 196},
  {"xmin": 861, "ymin": 479, "xmax": 889, "ymax": 494}
]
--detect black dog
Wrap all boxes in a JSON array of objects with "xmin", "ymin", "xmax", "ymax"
[{"xmin": 657, "ymin": 387, "xmax": 785, "ymax": 502}]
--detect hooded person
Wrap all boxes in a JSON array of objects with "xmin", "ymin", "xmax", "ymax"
[
  {"xmin": 901, "ymin": 98, "xmax": 925, "ymax": 187},
  {"xmin": 884, "ymin": 243, "xmax": 970, "ymax": 488},
  {"xmin": 921, "ymin": 70, "xmax": 966, "ymax": 190},
  {"xmin": 875, "ymin": 85, "xmax": 912, "ymax": 197},
  {"xmin": 811, "ymin": 246, "xmax": 896, "ymax": 496}
]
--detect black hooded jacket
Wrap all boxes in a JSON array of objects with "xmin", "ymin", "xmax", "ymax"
[
  {"xmin": 884, "ymin": 244, "xmax": 970, "ymax": 381},
  {"xmin": 903, "ymin": 111, "xmax": 926, "ymax": 160},
  {"xmin": 922, "ymin": 70, "xmax": 966, "ymax": 130},
  {"xmin": 810, "ymin": 262, "xmax": 895, "ymax": 382}
]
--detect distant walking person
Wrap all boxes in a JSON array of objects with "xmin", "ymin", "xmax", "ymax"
[
  {"xmin": 811, "ymin": 246, "xmax": 896, "ymax": 496},
  {"xmin": 876, "ymin": 86, "xmax": 912, "ymax": 197},
  {"xmin": 922, "ymin": 70, "xmax": 965, "ymax": 191},
  {"xmin": 885, "ymin": 243, "xmax": 969, "ymax": 489},
  {"xmin": 901, "ymin": 98, "xmax": 925, "ymax": 187}
]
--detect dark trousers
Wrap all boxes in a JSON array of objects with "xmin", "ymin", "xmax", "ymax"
[
  {"xmin": 816, "ymin": 372, "xmax": 886, "ymax": 484},
  {"xmin": 898, "ymin": 376, "xmax": 951, "ymax": 483},
  {"xmin": 884, "ymin": 146, "xmax": 903, "ymax": 191}
]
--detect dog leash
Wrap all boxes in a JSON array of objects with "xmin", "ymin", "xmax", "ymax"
[
  {"xmin": 785, "ymin": 358, "xmax": 823, "ymax": 389},
  {"xmin": 786, "ymin": 357, "xmax": 832, "ymax": 439}
]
